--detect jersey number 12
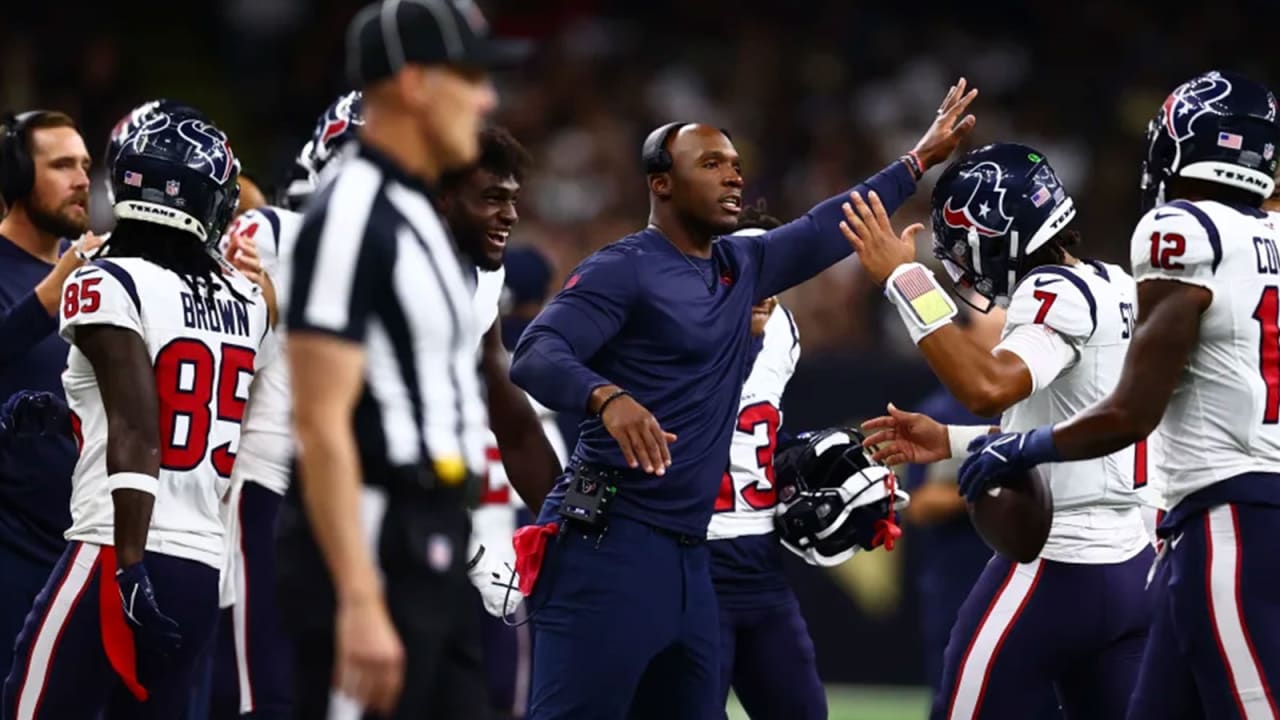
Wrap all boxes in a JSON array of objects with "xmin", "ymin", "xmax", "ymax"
[{"xmin": 1254, "ymin": 286, "xmax": 1280, "ymax": 423}]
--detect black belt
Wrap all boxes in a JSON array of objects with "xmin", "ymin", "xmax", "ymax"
[{"xmin": 652, "ymin": 525, "xmax": 705, "ymax": 547}]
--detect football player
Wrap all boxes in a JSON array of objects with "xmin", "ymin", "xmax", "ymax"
[
  {"xmin": 1, "ymin": 110, "xmax": 269, "ymax": 719},
  {"xmin": 955, "ymin": 71, "xmax": 1280, "ymax": 720},
  {"xmin": 707, "ymin": 204, "xmax": 820, "ymax": 720},
  {"xmin": 209, "ymin": 91, "xmax": 361, "ymax": 720},
  {"xmin": 436, "ymin": 125, "xmax": 563, "ymax": 720},
  {"xmin": 847, "ymin": 143, "xmax": 1152, "ymax": 720}
]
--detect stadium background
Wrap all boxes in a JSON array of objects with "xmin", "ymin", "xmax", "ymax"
[{"xmin": 3, "ymin": 0, "xmax": 1277, "ymax": 716}]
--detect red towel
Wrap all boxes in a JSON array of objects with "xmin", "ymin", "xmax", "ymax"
[
  {"xmin": 512, "ymin": 522, "xmax": 560, "ymax": 596},
  {"xmin": 97, "ymin": 546, "xmax": 149, "ymax": 701}
]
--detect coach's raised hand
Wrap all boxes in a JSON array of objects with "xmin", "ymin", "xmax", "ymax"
[
  {"xmin": 910, "ymin": 78, "xmax": 978, "ymax": 172},
  {"xmin": 590, "ymin": 385, "xmax": 677, "ymax": 476}
]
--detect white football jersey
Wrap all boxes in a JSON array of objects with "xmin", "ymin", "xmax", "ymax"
[
  {"xmin": 225, "ymin": 207, "xmax": 303, "ymax": 493},
  {"xmin": 998, "ymin": 261, "xmax": 1151, "ymax": 563},
  {"xmin": 707, "ymin": 304, "xmax": 800, "ymax": 540},
  {"xmin": 1131, "ymin": 200, "xmax": 1280, "ymax": 508},
  {"xmin": 61, "ymin": 257, "xmax": 270, "ymax": 570}
]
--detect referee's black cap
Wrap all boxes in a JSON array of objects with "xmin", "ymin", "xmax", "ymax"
[{"xmin": 347, "ymin": 0, "xmax": 531, "ymax": 86}]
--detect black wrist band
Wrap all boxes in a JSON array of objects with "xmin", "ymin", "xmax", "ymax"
[{"xmin": 597, "ymin": 389, "xmax": 631, "ymax": 418}]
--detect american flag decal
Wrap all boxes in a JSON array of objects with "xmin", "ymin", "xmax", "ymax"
[
  {"xmin": 891, "ymin": 266, "xmax": 953, "ymax": 325},
  {"xmin": 1218, "ymin": 131, "xmax": 1243, "ymax": 150},
  {"xmin": 123, "ymin": 170, "xmax": 142, "ymax": 187}
]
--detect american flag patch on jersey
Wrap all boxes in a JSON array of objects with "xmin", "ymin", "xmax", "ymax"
[
  {"xmin": 123, "ymin": 171, "xmax": 142, "ymax": 187},
  {"xmin": 891, "ymin": 265, "xmax": 953, "ymax": 325},
  {"xmin": 1218, "ymin": 131, "xmax": 1243, "ymax": 150}
]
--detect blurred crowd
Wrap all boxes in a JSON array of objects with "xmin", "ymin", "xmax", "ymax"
[{"xmin": 4, "ymin": 0, "xmax": 1278, "ymax": 355}]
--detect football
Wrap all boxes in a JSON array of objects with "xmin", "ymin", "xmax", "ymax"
[{"xmin": 966, "ymin": 466, "xmax": 1054, "ymax": 564}]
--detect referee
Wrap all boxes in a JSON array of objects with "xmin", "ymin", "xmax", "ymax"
[{"xmin": 277, "ymin": 1, "xmax": 526, "ymax": 717}]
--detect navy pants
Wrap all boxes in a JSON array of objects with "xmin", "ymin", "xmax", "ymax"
[
  {"xmin": 933, "ymin": 548, "xmax": 1153, "ymax": 720},
  {"xmin": 717, "ymin": 594, "xmax": 824, "ymax": 720},
  {"xmin": 527, "ymin": 516, "xmax": 719, "ymax": 720},
  {"xmin": 2, "ymin": 541, "xmax": 219, "ymax": 719},
  {"xmin": 1128, "ymin": 504, "xmax": 1280, "ymax": 719},
  {"xmin": 0, "ymin": 543, "xmax": 56, "ymax": 690},
  {"xmin": 210, "ymin": 482, "xmax": 292, "ymax": 719}
]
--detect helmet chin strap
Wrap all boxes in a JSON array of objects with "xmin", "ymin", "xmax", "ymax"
[{"xmin": 966, "ymin": 227, "xmax": 982, "ymax": 276}]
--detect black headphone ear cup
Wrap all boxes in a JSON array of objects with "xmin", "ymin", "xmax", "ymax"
[{"xmin": 0, "ymin": 112, "xmax": 40, "ymax": 205}]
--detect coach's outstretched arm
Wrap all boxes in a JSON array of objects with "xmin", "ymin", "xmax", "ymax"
[
  {"xmin": 749, "ymin": 80, "xmax": 977, "ymax": 299},
  {"xmin": 510, "ymin": 246, "xmax": 677, "ymax": 476}
]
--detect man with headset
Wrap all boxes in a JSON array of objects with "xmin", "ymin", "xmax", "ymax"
[
  {"xmin": 0, "ymin": 110, "xmax": 103, "ymax": 675},
  {"xmin": 509, "ymin": 81, "xmax": 977, "ymax": 718}
]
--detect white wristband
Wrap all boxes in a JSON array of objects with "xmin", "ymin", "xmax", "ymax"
[
  {"xmin": 947, "ymin": 425, "xmax": 992, "ymax": 459},
  {"xmin": 108, "ymin": 472, "xmax": 159, "ymax": 496},
  {"xmin": 884, "ymin": 263, "xmax": 958, "ymax": 344}
]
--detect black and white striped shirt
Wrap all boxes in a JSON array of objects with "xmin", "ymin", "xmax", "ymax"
[{"xmin": 283, "ymin": 142, "xmax": 488, "ymax": 488}]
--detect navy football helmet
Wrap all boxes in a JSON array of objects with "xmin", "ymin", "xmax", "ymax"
[
  {"xmin": 931, "ymin": 143, "xmax": 1076, "ymax": 312},
  {"xmin": 104, "ymin": 100, "xmax": 207, "ymax": 205},
  {"xmin": 1141, "ymin": 70, "xmax": 1280, "ymax": 211},
  {"xmin": 110, "ymin": 112, "xmax": 240, "ymax": 245},
  {"xmin": 282, "ymin": 91, "xmax": 364, "ymax": 210},
  {"xmin": 773, "ymin": 428, "xmax": 909, "ymax": 567}
]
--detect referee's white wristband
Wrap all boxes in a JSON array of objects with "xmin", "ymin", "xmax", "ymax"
[
  {"xmin": 108, "ymin": 472, "xmax": 159, "ymax": 496},
  {"xmin": 947, "ymin": 425, "xmax": 993, "ymax": 459},
  {"xmin": 884, "ymin": 263, "xmax": 958, "ymax": 344}
]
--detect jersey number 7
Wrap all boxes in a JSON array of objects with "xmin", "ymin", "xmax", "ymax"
[{"xmin": 155, "ymin": 339, "xmax": 256, "ymax": 477}]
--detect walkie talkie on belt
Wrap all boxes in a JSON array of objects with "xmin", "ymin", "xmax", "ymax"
[{"xmin": 558, "ymin": 464, "xmax": 618, "ymax": 530}]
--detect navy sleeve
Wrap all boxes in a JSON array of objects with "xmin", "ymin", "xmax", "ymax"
[
  {"xmin": 746, "ymin": 161, "xmax": 917, "ymax": 300},
  {"xmin": 0, "ymin": 293, "xmax": 57, "ymax": 366},
  {"xmin": 510, "ymin": 246, "xmax": 639, "ymax": 413}
]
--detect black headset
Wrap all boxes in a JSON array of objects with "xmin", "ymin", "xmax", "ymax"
[
  {"xmin": 640, "ymin": 122, "xmax": 735, "ymax": 175},
  {"xmin": 641, "ymin": 121, "xmax": 687, "ymax": 174},
  {"xmin": 0, "ymin": 110, "xmax": 50, "ymax": 205}
]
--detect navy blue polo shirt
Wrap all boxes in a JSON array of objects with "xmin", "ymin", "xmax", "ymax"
[{"xmin": 511, "ymin": 162, "xmax": 917, "ymax": 536}]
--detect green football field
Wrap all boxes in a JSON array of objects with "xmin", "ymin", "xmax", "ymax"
[{"xmin": 727, "ymin": 685, "xmax": 932, "ymax": 720}]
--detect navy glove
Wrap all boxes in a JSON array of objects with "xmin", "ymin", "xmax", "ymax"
[
  {"xmin": 956, "ymin": 425, "xmax": 1060, "ymax": 503},
  {"xmin": 116, "ymin": 562, "xmax": 182, "ymax": 659},
  {"xmin": 0, "ymin": 391, "xmax": 70, "ymax": 438}
]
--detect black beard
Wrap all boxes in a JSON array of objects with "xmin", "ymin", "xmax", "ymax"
[{"xmin": 28, "ymin": 199, "xmax": 88, "ymax": 239}]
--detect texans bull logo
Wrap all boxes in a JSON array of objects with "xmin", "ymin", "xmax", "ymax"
[
  {"xmin": 1161, "ymin": 71, "xmax": 1236, "ymax": 142},
  {"xmin": 176, "ymin": 118, "xmax": 237, "ymax": 184},
  {"xmin": 940, "ymin": 161, "xmax": 1015, "ymax": 238}
]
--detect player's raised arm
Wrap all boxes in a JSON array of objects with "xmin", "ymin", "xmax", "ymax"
[
  {"xmin": 844, "ymin": 146, "xmax": 1089, "ymax": 419},
  {"xmin": 748, "ymin": 79, "xmax": 977, "ymax": 299}
]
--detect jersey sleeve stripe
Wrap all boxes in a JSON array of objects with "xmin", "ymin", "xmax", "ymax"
[
  {"xmin": 1020, "ymin": 266, "xmax": 1097, "ymax": 337},
  {"xmin": 1083, "ymin": 259, "xmax": 1110, "ymax": 282},
  {"xmin": 780, "ymin": 303, "xmax": 800, "ymax": 354},
  {"xmin": 89, "ymin": 260, "xmax": 141, "ymax": 313},
  {"xmin": 258, "ymin": 207, "xmax": 282, "ymax": 258},
  {"xmin": 1168, "ymin": 199, "xmax": 1223, "ymax": 272}
]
